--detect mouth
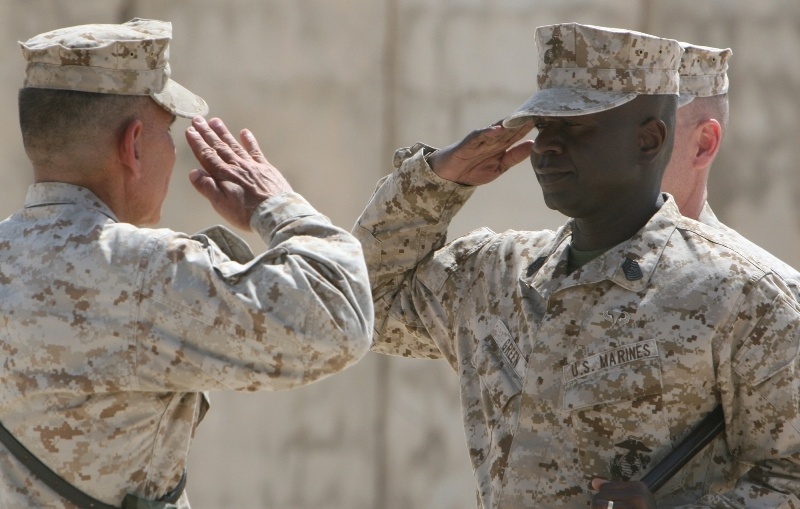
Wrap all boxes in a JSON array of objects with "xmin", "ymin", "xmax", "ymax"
[{"xmin": 534, "ymin": 166, "xmax": 573, "ymax": 186}]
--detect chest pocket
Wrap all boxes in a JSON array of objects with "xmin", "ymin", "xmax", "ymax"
[
  {"xmin": 476, "ymin": 320, "xmax": 526, "ymax": 412},
  {"xmin": 561, "ymin": 339, "xmax": 663, "ymax": 412}
]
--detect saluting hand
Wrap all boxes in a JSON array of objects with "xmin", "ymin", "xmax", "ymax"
[
  {"xmin": 427, "ymin": 120, "xmax": 534, "ymax": 186},
  {"xmin": 185, "ymin": 116, "xmax": 292, "ymax": 232}
]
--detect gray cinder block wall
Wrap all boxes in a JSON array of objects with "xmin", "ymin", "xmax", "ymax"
[{"xmin": 2, "ymin": 1, "xmax": 799, "ymax": 507}]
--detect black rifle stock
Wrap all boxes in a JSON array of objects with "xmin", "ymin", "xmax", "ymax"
[{"xmin": 640, "ymin": 404, "xmax": 725, "ymax": 492}]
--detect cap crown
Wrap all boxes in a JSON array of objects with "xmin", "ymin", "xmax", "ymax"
[
  {"xmin": 20, "ymin": 18, "xmax": 172, "ymax": 95},
  {"xmin": 678, "ymin": 43, "xmax": 731, "ymax": 97},
  {"xmin": 537, "ymin": 23, "xmax": 682, "ymax": 95}
]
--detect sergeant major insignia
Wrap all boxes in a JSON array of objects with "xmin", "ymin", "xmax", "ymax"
[{"xmin": 621, "ymin": 257, "xmax": 643, "ymax": 281}]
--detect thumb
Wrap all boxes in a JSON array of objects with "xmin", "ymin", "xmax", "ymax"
[{"xmin": 592, "ymin": 478, "xmax": 609, "ymax": 491}]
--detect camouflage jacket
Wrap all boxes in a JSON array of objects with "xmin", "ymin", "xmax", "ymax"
[
  {"xmin": 0, "ymin": 183, "xmax": 372, "ymax": 508},
  {"xmin": 354, "ymin": 145, "xmax": 800, "ymax": 509},
  {"xmin": 699, "ymin": 202, "xmax": 800, "ymax": 301}
]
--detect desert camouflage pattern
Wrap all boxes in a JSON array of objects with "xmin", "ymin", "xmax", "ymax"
[
  {"xmin": 504, "ymin": 24, "xmax": 681, "ymax": 126},
  {"xmin": 354, "ymin": 147, "xmax": 800, "ymax": 508},
  {"xmin": 19, "ymin": 18, "xmax": 208, "ymax": 117},
  {"xmin": 0, "ymin": 183, "xmax": 372, "ymax": 507},
  {"xmin": 537, "ymin": 23, "xmax": 681, "ymax": 94},
  {"xmin": 679, "ymin": 43, "xmax": 731, "ymax": 98},
  {"xmin": 699, "ymin": 202, "xmax": 800, "ymax": 301}
]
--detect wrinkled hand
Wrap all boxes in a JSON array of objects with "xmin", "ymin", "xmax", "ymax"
[
  {"xmin": 427, "ymin": 120, "xmax": 533, "ymax": 186},
  {"xmin": 591, "ymin": 479, "xmax": 657, "ymax": 509},
  {"xmin": 185, "ymin": 116, "xmax": 292, "ymax": 231}
]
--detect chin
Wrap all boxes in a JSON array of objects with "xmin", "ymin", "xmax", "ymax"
[{"xmin": 542, "ymin": 193, "xmax": 576, "ymax": 216}]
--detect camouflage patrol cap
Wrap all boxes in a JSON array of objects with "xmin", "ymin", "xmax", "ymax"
[
  {"xmin": 503, "ymin": 23, "xmax": 682, "ymax": 127},
  {"xmin": 19, "ymin": 18, "xmax": 208, "ymax": 118},
  {"xmin": 677, "ymin": 43, "xmax": 731, "ymax": 107}
]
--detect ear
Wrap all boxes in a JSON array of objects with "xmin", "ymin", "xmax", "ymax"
[
  {"xmin": 692, "ymin": 119, "xmax": 722, "ymax": 170},
  {"xmin": 637, "ymin": 118, "xmax": 667, "ymax": 163},
  {"xmin": 118, "ymin": 119, "xmax": 144, "ymax": 179}
]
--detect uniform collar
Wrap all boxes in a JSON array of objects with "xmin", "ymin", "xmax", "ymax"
[
  {"xmin": 522, "ymin": 194, "xmax": 681, "ymax": 298},
  {"xmin": 24, "ymin": 182, "xmax": 118, "ymax": 222},
  {"xmin": 697, "ymin": 201, "xmax": 720, "ymax": 227}
]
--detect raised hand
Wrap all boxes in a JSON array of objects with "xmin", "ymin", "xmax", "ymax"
[
  {"xmin": 427, "ymin": 120, "xmax": 534, "ymax": 186},
  {"xmin": 185, "ymin": 117, "xmax": 292, "ymax": 231}
]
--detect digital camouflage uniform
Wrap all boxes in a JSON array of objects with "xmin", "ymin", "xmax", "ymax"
[
  {"xmin": 0, "ymin": 186, "xmax": 372, "ymax": 507},
  {"xmin": 355, "ymin": 146, "xmax": 800, "ymax": 509},
  {"xmin": 698, "ymin": 204, "xmax": 800, "ymax": 301},
  {"xmin": 1, "ymin": 19, "xmax": 372, "ymax": 508},
  {"xmin": 355, "ymin": 24, "xmax": 800, "ymax": 509},
  {"xmin": 674, "ymin": 43, "xmax": 800, "ymax": 301}
]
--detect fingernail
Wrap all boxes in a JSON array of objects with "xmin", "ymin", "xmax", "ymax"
[
  {"xmin": 187, "ymin": 127, "xmax": 197, "ymax": 134},
  {"xmin": 195, "ymin": 117, "xmax": 207, "ymax": 125}
]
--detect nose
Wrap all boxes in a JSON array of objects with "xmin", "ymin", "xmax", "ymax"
[{"xmin": 532, "ymin": 124, "xmax": 564, "ymax": 156}]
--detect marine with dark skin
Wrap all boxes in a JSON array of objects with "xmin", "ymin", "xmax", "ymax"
[
  {"xmin": 427, "ymin": 94, "xmax": 676, "ymax": 509},
  {"xmin": 355, "ymin": 24, "xmax": 800, "ymax": 509}
]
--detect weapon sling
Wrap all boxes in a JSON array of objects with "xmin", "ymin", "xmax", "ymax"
[
  {"xmin": 0, "ymin": 420, "xmax": 185, "ymax": 508},
  {"xmin": 640, "ymin": 404, "xmax": 725, "ymax": 492}
]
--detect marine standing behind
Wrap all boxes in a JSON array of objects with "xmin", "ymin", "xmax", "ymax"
[{"xmin": 662, "ymin": 42, "xmax": 800, "ymax": 299}]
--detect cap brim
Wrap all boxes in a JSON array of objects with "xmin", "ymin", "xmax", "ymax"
[
  {"xmin": 502, "ymin": 88, "xmax": 638, "ymax": 128},
  {"xmin": 677, "ymin": 94, "xmax": 695, "ymax": 108},
  {"xmin": 151, "ymin": 79, "xmax": 209, "ymax": 118}
]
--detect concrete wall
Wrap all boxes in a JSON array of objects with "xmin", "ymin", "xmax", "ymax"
[{"xmin": 2, "ymin": 1, "xmax": 798, "ymax": 508}]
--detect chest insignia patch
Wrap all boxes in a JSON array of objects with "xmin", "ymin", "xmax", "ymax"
[
  {"xmin": 563, "ymin": 339, "xmax": 658, "ymax": 381},
  {"xmin": 602, "ymin": 308, "xmax": 630, "ymax": 327},
  {"xmin": 610, "ymin": 437, "xmax": 653, "ymax": 480},
  {"xmin": 491, "ymin": 320, "xmax": 526, "ymax": 381},
  {"xmin": 621, "ymin": 257, "xmax": 644, "ymax": 281}
]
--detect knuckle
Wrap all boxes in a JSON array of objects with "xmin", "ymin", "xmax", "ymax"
[
  {"xmin": 211, "ymin": 141, "xmax": 230, "ymax": 152},
  {"xmin": 200, "ymin": 146, "xmax": 218, "ymax": 159}
]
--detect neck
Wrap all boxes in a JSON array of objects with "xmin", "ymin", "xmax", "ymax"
[
  {"xmin": 571, "ymin": 194, "xmax": 663, "ymax": 251},
  {"xmin": 33, "ymin": 158, "xmax": 125, "ymax": 221},
  {"xmin": 676, "ymin": 184, "xmax": 708, "ymax": 221}
]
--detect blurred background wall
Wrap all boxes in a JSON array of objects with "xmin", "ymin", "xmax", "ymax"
[{"xmin": 2, "ymin": 1, "xmax": 799, "ymax": 508}]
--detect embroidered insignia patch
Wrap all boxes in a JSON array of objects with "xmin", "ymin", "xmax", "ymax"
[
  {"xmin": 563, "ymin": 339, "xmax": 658, "ymax": 381},
  {"xmin": 610, "ymin": 437, "xmax": 652, "ymax": 480}
]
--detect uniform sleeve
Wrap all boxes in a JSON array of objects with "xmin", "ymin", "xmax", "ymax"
[
  {"xmin": 688, "ymin": 277, "xmax": 800, "ymax": 508},
  {"xmin": 132, "ymin": 191, "xmax": 374, "ymax": 392},
  {"xmin": 352, "ymin": 144, "xmax": 492, "ymax": 363}
]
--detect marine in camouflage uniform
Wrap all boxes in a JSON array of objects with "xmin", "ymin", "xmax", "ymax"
[
  {"xmin": 1, "ymin": 19, "xmax": 372, "ymax": 508},
  {"xmin": 354, "ymin": 23, "xmax": 800, "ymax": 508},
  {"xmin": 662, "ymin": 43, "xmax": 800, "ymax": 300}
]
